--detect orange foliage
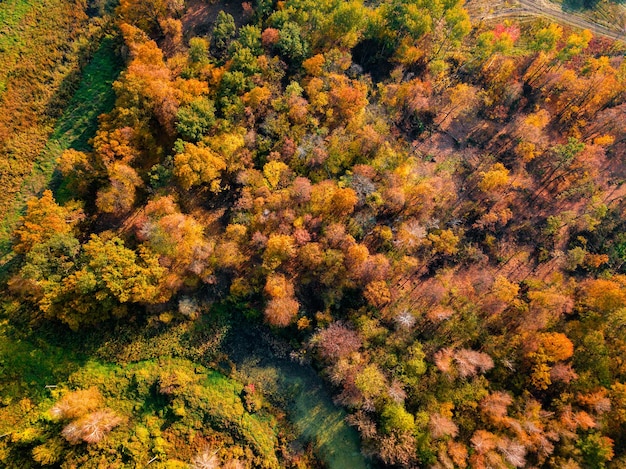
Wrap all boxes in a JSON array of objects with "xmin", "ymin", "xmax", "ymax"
[
  {"xmin": 13, "ymin": 190, "xmax": 78, "ymax": 254},
  {"xmin": 265, "ymin": 297, "xmax": 300, "ymax": 327}
]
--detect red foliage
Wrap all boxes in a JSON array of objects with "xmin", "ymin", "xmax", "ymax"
[{"xmin": 314, "ymin": 322, "xmax": 362, "ymax": 360}]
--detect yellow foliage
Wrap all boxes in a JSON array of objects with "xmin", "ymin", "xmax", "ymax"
[
  {"xmin": 524, "ymin": 109, "xmax": 550, "ymax": 129},
  {"xmin": 517, "ymin": 141, "xmax": 537, "ymax": 162},
  {"xmin": 539, "ymin": 332, "xmax": 574, "ymax": 362},
  {"xmin": 355, "ymin": 364, "xmax": 386, "ymax": 399},
  {"xmin": 585, "ymin": 277, "xmax": 626, "ymax": 314},
  {"xmin": 478, "ymin": 163, "xmax": 510, "ymax": 193},
  {"xmin": 215, "ymin": 241, "xmax": 245, "ymax": 269},
  {"xmin": 265, "ymin": 273, "xmax": 295, "ymax": 298},
  {"xmin": 594, "ymin": 135, "xmax": 615, "ymax": 146},
  {"xmin": 243, "ymin": 86, "xmax": 272, "ymax": 109},
  {"xmin": 263, "ymin": 161, "xmax": 290, "ymax": 189},
  {"xmin": 364, "ymin": 280, "xmax": 391, "ymax": 307},
  {"xmin": 96, "ymin": 163, "xmax": 143, "ymax": 214},
  {"xmin": 531, "ymin": 362, "xmax": 552, "ymax": 390},
  {"xmin": 225, "ymin": 224, "xmax": 247, "ymax": 243},
  {"xmin": 310, "ymin": 181, "xmax": 358, "ymax": 218},
  {"xmin": 174, "ymin": 142, "xmax": 227, "ymax": 191},
  {"xmin": 263, "ymin": 234, "xmax": 296, "ymax": 270},
  {"xmin": 50, "ymin": 387, "xmax": 104, "ymax": 420},
  {"xmin": 492, "ymin": 275, "xmax": 519, "ymax": 303},
  {"xmin": 174, "ymin": 78, "xmax": 209, "ymax": 104},
  {"xmin": 426, "ymin": 229, "xmax": 460, "ymax": 256},
  {"xmin": 303, "ymin": 54, "xmax": 326, "ymax": 76}
]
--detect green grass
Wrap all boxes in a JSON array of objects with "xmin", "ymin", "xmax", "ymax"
[
  {"xmin": 27, "ymin": 35, "xmax": 122, "ymax": 194},
  {"xmin": 0, "ymin": 318, "xmax": 85, "ymax": 405},
  {"xmin": 285, "ymin": 372, "xmax": 369, "ymax": 469},
  {"xmin": 0, "ymin": 36, "xmax": 121, "ymax": 255},
  {"xmin": 49, "ymin": 36, "xmax": 122, "ymax": 152}
]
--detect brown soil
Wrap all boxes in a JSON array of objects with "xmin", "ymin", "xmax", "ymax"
[{"xmin": 181, "ymin": 0, "xmax": 246, "ymax": 38}]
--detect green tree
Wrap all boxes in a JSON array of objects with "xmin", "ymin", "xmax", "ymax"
[
  {"xmin": 176, "ymin": 97, "xmax": 215, "ymax": 142},
  {"xmin": 277, "ymin": 22, "xmax": 310, "ymax": 64},
  {"xmin": 212, "ymin": 11, "xmax": 237, "ymax": 58}
]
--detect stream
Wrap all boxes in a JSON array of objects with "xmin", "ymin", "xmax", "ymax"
[{"xmin": 221, "ymin": 322, "xmax": 371, "ymax": 469}]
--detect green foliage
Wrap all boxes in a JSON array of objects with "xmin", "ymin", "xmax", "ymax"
[
  {"xmin": 381, "ymin": 403, "xmax": 415, "ymax": 434},
  {"xmin": 238, "ymin": 25, "xmax": 263, "ymax": 55},
  {"xmin": 188, "ymin": 37, "xmax": 209, "ymax": 63},
  {"xmin": 212, "ymin": 11, "xmax": 237, "ymax": 58},
  {"xmin": 0, "ymin": 357, "xmax": 283, "ymax": 467},
  {"xmin": 176, "ymin": 97, "xmax": 216, "ymax": 142},
  {"xmin": 276, "ymin": 22, "xmax": 310, "ymax": 63},
  {"xmin": 12, "ymin": 233, "xmax": 166, "ymax": 330}
]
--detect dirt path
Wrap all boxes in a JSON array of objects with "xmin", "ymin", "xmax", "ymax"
[{"xmin": 469, "ymin": 0, "xmax": 626, "ymax": 41}]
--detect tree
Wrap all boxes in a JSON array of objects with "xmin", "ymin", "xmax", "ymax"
[
  {"xmin": 262, "ymin": 234, "xmax": 296, "ymax": 270},
  {"xmin": 212, "ymin": 11, "xmax": 236, "ymax": 58},
  {"xmin": 530, "ymin": 23, "xmax": 563, "ymax": 53},
  {"xmin": 62, "ymin": 410, "xmax": 124, "ymax": 445},
  {"xmin": 355, "ymin": 363, "xmax": 387, "ymax": 401},
  {"xmin": 79, "ymin": 235, "xmax": 166, "ymax": 304},
  {"xmin": 12, "ymin": 190, "xmax": 79, "ymax": 254},
  {"xmin": 363, "ymin": 280, "xmax": 391, "ymax": 307},
  {"xmin": 176, "ymin": 97, "xmax": 215, "ymax": 141},
  {"xmin": 328, "ymin": 75, "xmax": 368, "ymax": 123},
  {"xmin": 51, "ymin": 388, "xmax": 124, "ymax": 445},
  {"xmin": 381, "ymin": 402, "xmax": 415, "ymax": 434},
  {"xmin": 13, "ymin": 233, "xmax": 167, "ymax": 329},
  {"xmin": 96, "ymin": 163, "xmax": 143, "ymax": 215},
  {"xmin": 173, "ymin": 142, "xmax": 227, "ymax": 191},
  {"xmin": 50, "ymin": 388, "xmax": 104, "ymax": 420},
  {"xmin": 264, "ymin": 297, "xmax": 300, "ymax": 327},
  {"xmin": 478, "ymin": 163, "xmax": 510, "ymax": 193},
  {"xmin": 313, "ymin": 322, "xmax": 362, "ymax": 360},
  {"xmin": 277, "ymin": 22, "xmax": 310, "ymax": 64},
  {"xmin": 188, "ymin": 37, "xmax": 209, "ymax": 63},
  {"xmin": 239, "ymin": 25, "xmax": 263, "ymax": 54}
]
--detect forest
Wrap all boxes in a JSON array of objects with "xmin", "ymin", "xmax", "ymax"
[{"xmin": 1, "ymin": 0, "xmax": 626, "ymax": 466}]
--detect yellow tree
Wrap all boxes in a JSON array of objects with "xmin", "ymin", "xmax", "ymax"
[{"xmin": 173, "ymin": 142, "xmax": 227, "ymax": 191}]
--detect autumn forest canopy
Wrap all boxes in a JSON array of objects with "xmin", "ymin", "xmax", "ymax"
[{"xmin": 2, "ymin": 0, "xmax": 626, "ymax": 466}]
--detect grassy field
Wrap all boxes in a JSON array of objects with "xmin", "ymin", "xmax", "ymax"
[
  {"xmin": 559, "ymin": 0, "xmax": 626, "ymax": 29},
  {"xmin": 18, "ymin": 37, "xmax": 122, "ymax": 204},
  {"xmin": 0, "ymin": 36, "xmax": 121, "ymax": 254},
  {"xmin": 0, "ymin": 0, "xmax": 46, "ymax": 95},
  {"xmin": 0, "ymin": 318, "xmax": 85, "ymax": 403},
  {"xmin": 0, "ymin": 0, "xmax": 116, "ymax": 254}
]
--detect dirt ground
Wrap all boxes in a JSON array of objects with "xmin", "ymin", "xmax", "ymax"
[{"xmin": 181, "ymin": 0, "xmax": 246, "ymax": 38}]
